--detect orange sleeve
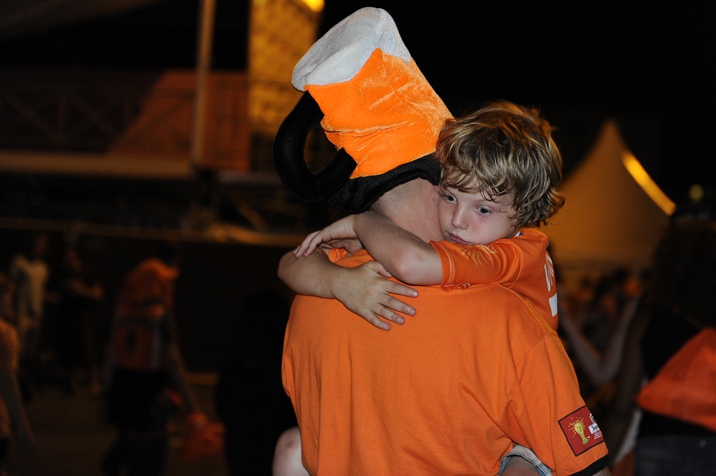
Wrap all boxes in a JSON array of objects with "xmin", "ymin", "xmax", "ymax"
[{"xmin": 430, "ymin": 240, "xmax": 522, "ymax": 290}]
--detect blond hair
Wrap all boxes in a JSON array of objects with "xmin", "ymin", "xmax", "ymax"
[{"xmin": 435, "ymin": 100, "xmax": 564, "ymax": 228}]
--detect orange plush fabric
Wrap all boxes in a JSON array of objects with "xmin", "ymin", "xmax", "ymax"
[
  {"xmin": 307, "ymin": 49, "xmax": 452, "ymax": 179},
  {"xmin": 274, "ymin": 7, "xmax": 454, "ymax": 212},
  {"xmin": 636, "ymin": 327, "xmax": 716, "ymax": 432}
]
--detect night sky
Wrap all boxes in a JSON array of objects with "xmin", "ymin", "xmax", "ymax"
[
  {"xmin": 319, "ymin": 2, "xmax": 716, "ymax": 205},
  {"xmin": 2, "ymin": 1, "xmax": 714, "ymax": 204}
]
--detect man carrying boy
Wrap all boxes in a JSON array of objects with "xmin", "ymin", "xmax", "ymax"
[
  {"xmin": 275, "ymin": 7, "xmax": 610, "ymax": 475},
  {"xmin": 291, "ymin": 99, "xmax": 564, "ymax": 331}
]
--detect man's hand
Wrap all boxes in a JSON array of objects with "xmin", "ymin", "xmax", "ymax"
[{"xmin": 330, "ymin": 261, "xmax": 418, "ymax": 330}]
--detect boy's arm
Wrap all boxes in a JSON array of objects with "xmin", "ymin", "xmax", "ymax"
[
  {"xmin": 278, "ymin": 249, "xmax": 418, "ymax": 330},
  {"xmin": 293, "ymin": 212, "xmax": 442, "ymax": 285},
  {"xmin": 351, "ymin": 211, "xmax": 443, "ymax": 285}
]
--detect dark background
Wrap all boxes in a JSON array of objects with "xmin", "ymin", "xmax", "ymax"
[
  {"xmin": 2, "ymin": 1, "xmax": 714, "ymax": 204},
  {"xmin": 0, "ymin": 227, "xmax": 291, "ymax": 372},
  {"xmin": 2, "ymin": 1, "xmax": 715, "ymax": 204},
  {"xmin": 319, "ymin": 2, "xmax": 715, "ymax": 205}
]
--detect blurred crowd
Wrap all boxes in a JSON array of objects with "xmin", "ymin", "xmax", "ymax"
[
  {"xmin": 1, "ymin": 196, "xmax": 714, "ymax": 476},
  {"xmin": 555, "ymin": 199, "xmax": 716, "ymax": 476}
]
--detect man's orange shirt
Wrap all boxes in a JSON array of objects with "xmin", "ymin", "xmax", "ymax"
[{"xmin": 282, "ymin": 249, "xmax": 609, "ymax": 475}]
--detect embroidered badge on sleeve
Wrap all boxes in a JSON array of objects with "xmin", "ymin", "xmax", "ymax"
[{"xmin": 558, "ymin": 406, "xmax": 605, "ymax": 456}]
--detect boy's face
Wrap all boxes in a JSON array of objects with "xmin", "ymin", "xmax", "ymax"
[{"xmin": 436, "ymin": 183, "xmax": 518, "ymax": 246}]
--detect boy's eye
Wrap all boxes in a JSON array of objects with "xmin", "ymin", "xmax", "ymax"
[
  {"xmin": 477, "ymin": 206, "xmax": 492, "ymax": 216},
  {"xmin": 441, "ymin": 193, "xmax": 456, "ymax": 203}
]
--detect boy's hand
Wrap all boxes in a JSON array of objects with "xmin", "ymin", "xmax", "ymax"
[
  {"xmin": 294, "ymin": 215, "xmax": 361, "ymax": 257},
  {"xmin": 330, "ymin": 261, "xmax": 418, "ymax": 331}
]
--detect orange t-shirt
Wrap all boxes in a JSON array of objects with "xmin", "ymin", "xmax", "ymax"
[
  {"xmin": 282, "ymin": 249, "xmax": 609, "ymax": 475},
  {"xmin": 112, "ymin": 258, "xmax": 177, "ymax": 372},
  {"xmin": 430, "ymin": 228, "xmax": 558, "ymax": 330}
]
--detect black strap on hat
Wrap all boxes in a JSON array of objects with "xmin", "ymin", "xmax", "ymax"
[{"xmin": 273, "ymin": 92, "xmax": 356, "ymax": 203}]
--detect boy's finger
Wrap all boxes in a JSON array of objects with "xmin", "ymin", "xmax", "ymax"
[
  {"xmin": 389, "ymin": 283, "xmax": 417, "ymax": 298},
  {"xmin": 363, "ymin": 312, "xmax": 391, "ymax": 331},
  {"xmin": 385, "ymin": 297, "xmax": 415, "ymax": 316},
  {"xmin": 376, "ymin": 308, "xmax": 405, "ymax": 325}
]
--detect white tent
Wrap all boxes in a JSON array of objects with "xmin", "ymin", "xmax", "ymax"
[{"xmin": 543, "ymin": 120, "xmax": 673, "ymax": 283}]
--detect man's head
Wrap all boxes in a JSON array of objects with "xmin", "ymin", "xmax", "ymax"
[
  {"xmin": 274, "ymin": 7, "xmax": 452, "ymax": 214},
  {"xmin": 435, "ymin": 100, "xmax": 564, "ymax": 233}
]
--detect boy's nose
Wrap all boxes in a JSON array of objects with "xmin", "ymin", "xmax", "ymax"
[{"xmin": 451, "ymin": 208, "xmax": 467, "ymax": 229}]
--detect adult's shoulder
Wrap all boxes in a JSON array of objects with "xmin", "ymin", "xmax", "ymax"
[
  {"xmin": 417, "ymin": 284, "xmax": 554, "ymax": 368},
  {"xmin": 420, "ymin": 284, "xmax": 550, "ymax": 340}
]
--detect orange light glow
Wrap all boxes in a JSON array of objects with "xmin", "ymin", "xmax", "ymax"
[
  {"xmin": 301, "ymin": 0, "xmax": 324, "ymax": 12},
  {"xmin": 622, "ymin": 152, "xmax": 676, "ymax": 215}
]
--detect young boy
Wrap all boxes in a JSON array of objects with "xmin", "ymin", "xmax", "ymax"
[{"xmin": 289, "ymin": 99, "xmax": 565, "ymax": 331}]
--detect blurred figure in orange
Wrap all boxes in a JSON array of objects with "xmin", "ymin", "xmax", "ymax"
[
  {"xmin": 10, "ymin": 232, "xmax": 51, "ymax": 397},
  {"xmin": 605, "ymin": 203, "xmax": 716, "ymax": 476},
  {"xmin": 100, "ymin": 240, "xmax": 207, "ymax": 476},
  {"xmin": 0, "ymin": 272, "xmax": 35, "ymax": 474}
]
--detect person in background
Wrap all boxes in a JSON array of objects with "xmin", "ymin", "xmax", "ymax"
[
  {"xmin": 54, "ymin": 243, "xmax": 104, "ymax": 396},
  {"xmin": 10, "ymin": 232, "xmax": 51, "ymax": 397},
  {"xmin": 99, "ymin": 240, "xmax": 208, "ymax": 476},
  {"xmin": 603, "ymin": 202, "xmax": 716, "ymax": 476},
  {"xmin": 575, "ymin": 268, "xmax": 633, "ymax": 356},
  {"xmin": 558, "ymin": 270, "xmax": 646, "ymax": 391},
  {"xmin": 0, "ymin": 272, "xmax": 35, "ymax": 475}
]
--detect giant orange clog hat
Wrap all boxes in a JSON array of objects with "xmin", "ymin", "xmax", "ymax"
[{"xmin": 274, "ymin": 7, "xmax": 453, "ymax": 213}]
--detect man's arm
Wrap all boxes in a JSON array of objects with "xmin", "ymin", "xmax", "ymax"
[{"xmin": 278, "ymin": 249, "xmax": 417, "ymax": 330}]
